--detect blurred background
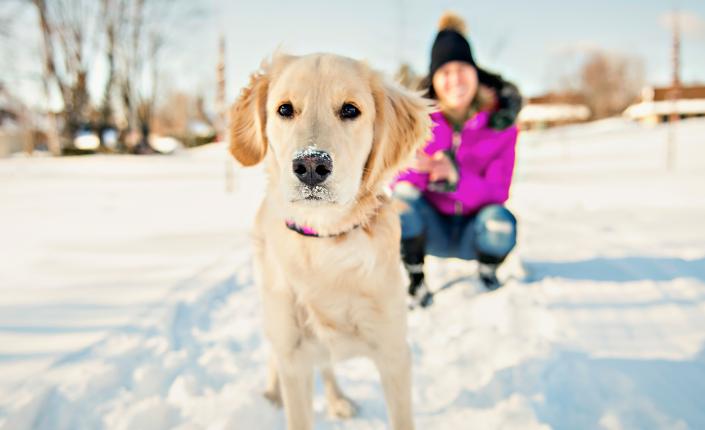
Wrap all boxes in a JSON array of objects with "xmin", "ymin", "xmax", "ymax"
[
  {"xmin": 2, "ymin": 0, "xmax": 705, "ymax": 154},
  {"xmin": 0, "ymin": 1, "xmax": 704, "ymax": 429}
]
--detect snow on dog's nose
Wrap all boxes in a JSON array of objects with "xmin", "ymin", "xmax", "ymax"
[{"xmin": 292, "ymin": 149, "xmax": 332, "ymax": 186}]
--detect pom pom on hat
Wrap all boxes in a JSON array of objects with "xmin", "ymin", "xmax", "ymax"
[{"xmin": 438, "ymin": 12, "xmax": 467, "ymax": 35}]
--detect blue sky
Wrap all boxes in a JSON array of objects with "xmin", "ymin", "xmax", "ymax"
[
  {"xmin": 200, "ymin": 0, "xmax": 705, "ymax": 99},
  {"xmin": 4, "ymin": 0, "xmax": 705, "ymax": 107}
]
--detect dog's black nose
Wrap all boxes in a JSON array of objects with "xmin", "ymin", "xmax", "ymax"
[{"xmin": 292, "ymin": 150, "xmax": 332, "ymax": 186}]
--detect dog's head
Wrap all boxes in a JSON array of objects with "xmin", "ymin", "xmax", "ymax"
[{"xmin": 230, "ymin": 53, "xmax": 431, "ymax": 232}]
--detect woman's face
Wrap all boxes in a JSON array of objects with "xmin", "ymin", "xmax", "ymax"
[{"xmin": 432, "ymin": 61, "xmax": 478, "ymax": 111}]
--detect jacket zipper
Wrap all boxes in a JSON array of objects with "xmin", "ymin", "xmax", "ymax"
[
  {"xmin": 452, "ymin": 131, "xmax": 463, "ymax": 215},
  {"xmin": 452, "ymin": 131, "xmax": 462, "ymax": 152}
]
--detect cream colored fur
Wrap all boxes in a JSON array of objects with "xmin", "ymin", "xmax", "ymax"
[{"xmin": 229, "ymin": 53, "xmax": 431, "ymax": 430}]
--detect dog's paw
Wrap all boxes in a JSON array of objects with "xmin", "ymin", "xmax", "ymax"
[
  {"xmin": 263, "ymin": 389, "xmax": 283, "ymax": 408},
  {"xmin": 327, "ymin": 395, "xmax": 358, "ymax": 419}
]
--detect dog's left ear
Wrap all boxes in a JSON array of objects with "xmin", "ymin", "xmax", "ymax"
[
  {"xmin": 229, "ymin": 68, "xmax": 270, "ymax": 166},
  {"xmin": 365, "ymin": 75, "xmax": 432, "ymax": 189}
]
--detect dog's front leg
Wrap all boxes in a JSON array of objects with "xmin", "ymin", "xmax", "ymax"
[
  {"xmin": 263, "ymin": 355, "xmax": 282, "ymax": 406},
  {"xmin": 263, "ymin": 305, "xmax": 315, "ymax": 428},
  {"xmin": 275, "ymin": 350, "xmax": 314, "ymax": 430},
  {"xmin": 373, "ymin": 342, "xmax": 415, "ymax": 430},
  {"xmin": 321, "ymin": 364, "xmax": 357, "ymax": 418}
]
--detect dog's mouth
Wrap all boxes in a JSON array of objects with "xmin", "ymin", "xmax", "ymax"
[{"xmin": 292, "ymin": 185, "xmax": 336, "ymax": 203}]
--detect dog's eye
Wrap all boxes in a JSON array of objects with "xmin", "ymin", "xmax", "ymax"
[
  {"xmin": 340, "ymin": 103, "xmax": 360, "ymax": 120},
  {"xmin": 278, "ymin": 103, "xmax": 294, "ymax": 118}
]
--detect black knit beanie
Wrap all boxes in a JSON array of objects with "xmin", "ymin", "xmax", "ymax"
[
  {"xmin": 430, "ymin": 33, "xmax": 476, "ymax": 78},
  {"xmin": 424, "ymin": 12, "xmax": 479, "ymax": 99}
]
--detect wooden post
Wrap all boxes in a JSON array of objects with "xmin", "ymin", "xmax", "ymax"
[
  {"xmin": 667, "ymin": 3, "xmax": 681, "ymax": 171},
  {"xmin": 217, "ymin": 34, "xmax": 235, "ymax": 192}
]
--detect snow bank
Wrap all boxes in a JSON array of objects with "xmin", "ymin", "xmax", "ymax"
[{"xmin": 1, "ymin": 119, "xmax": 705, "ymax": 429}]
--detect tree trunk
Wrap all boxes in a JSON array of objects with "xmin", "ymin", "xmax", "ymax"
[{"xmin": 33, "ymin": 0, "xmax": 63, "ymax": 155}]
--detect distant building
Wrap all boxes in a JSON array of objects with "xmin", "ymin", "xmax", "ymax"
[
  {"xmin": 0, "ymin": 84, "xmax": 29, "ymax": 157},
  {"xmin": 623, "ymin": 85, "xmax": 705, "ymax": 124},
  {"xmin": 518, "ymin": 92, "xmax": 591, "ymax": 130},
  {"xmin": 0, "ymin": 84, "xmax": 19, "ymax": 127}
]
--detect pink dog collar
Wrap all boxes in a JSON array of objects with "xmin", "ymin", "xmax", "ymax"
[
  {"xmin": 284, "ymin": 194, "xmax": 387, "ymax": 238},
  {"xmin": 285, "ymin": 220, "xmax": 359, "ymax": 238}
]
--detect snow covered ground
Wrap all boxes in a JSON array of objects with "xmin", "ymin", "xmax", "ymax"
[{"xmin": 1, "ymin": 118, "xmax": 704, "ymax": 429}]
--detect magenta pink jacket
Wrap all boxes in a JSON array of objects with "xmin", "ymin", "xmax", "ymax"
[{"xmin": 394, "ymin": 110, "xmax": 518, "ymax": 216}]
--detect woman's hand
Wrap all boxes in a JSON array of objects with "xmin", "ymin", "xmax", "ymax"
[
  {"xmin": 411, "ymin": 150, "xmax": 458, "ymax": 184},
  {"xmin": 410, "ymin": 150, "xmax": 434, "ymax": 172},
  {"xmin": 428, "ymin": 152, "xmax": 457, "ymax": 183}
]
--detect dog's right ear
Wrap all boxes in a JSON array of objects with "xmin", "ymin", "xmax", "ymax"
[
  {"xmin": 363, "ymin": 74, "xmax": 432, "ymax": 190},
  {"xmin": 229, "ymin": 69, "xmax": 269, "ymax": 166}
]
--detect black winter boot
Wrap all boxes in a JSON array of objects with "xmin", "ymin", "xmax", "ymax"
[
  {"xmin": 401, "ymin": 236, "xmax": 433, "ymax": 308},
  {"xmin": 478, "ymin": 253, "xmax": 504, "ymax": 291}
]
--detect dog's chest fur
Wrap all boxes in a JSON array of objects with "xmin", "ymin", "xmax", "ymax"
[{"xmin": 257, "ymin": 199, "xmax": 406, "ymax": 360}]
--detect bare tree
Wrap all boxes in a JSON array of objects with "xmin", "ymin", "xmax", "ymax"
[
  {"xmin": 553, "ymin": 49, "xmax": 645, "ymax": 120},
  {"xmin": 151, "ymin": 88, "xmax": 216, "ymax": 147},
  {"xmin": 579, "ymin": 51, "xmax": 645, "ymax": 119},
  {"xmin": 98, "ymin": 0, "xmax": 123, "ymax": 128},
  {"xmin": 30, "ymin": 0, "xmax": 105, "ymax": 153},
  {"xmin": 395, "ymin": 63, "xmax": 421, "ymax": 90},
  {"xmin": 0, "ymin": 3, "xmax": 16, "ymax": 81},
  {"xmin": 6, "ymin": 0, "xmax": 203, "ymax": 154},
  {"xmin": 111, "ymin": 0, "xmax": 198, "ymax": 148}
]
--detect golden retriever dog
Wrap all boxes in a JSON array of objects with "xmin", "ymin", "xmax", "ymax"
[{"xmin": 229, "ymin": 52, "xmax": 430, "ymax": 430}]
